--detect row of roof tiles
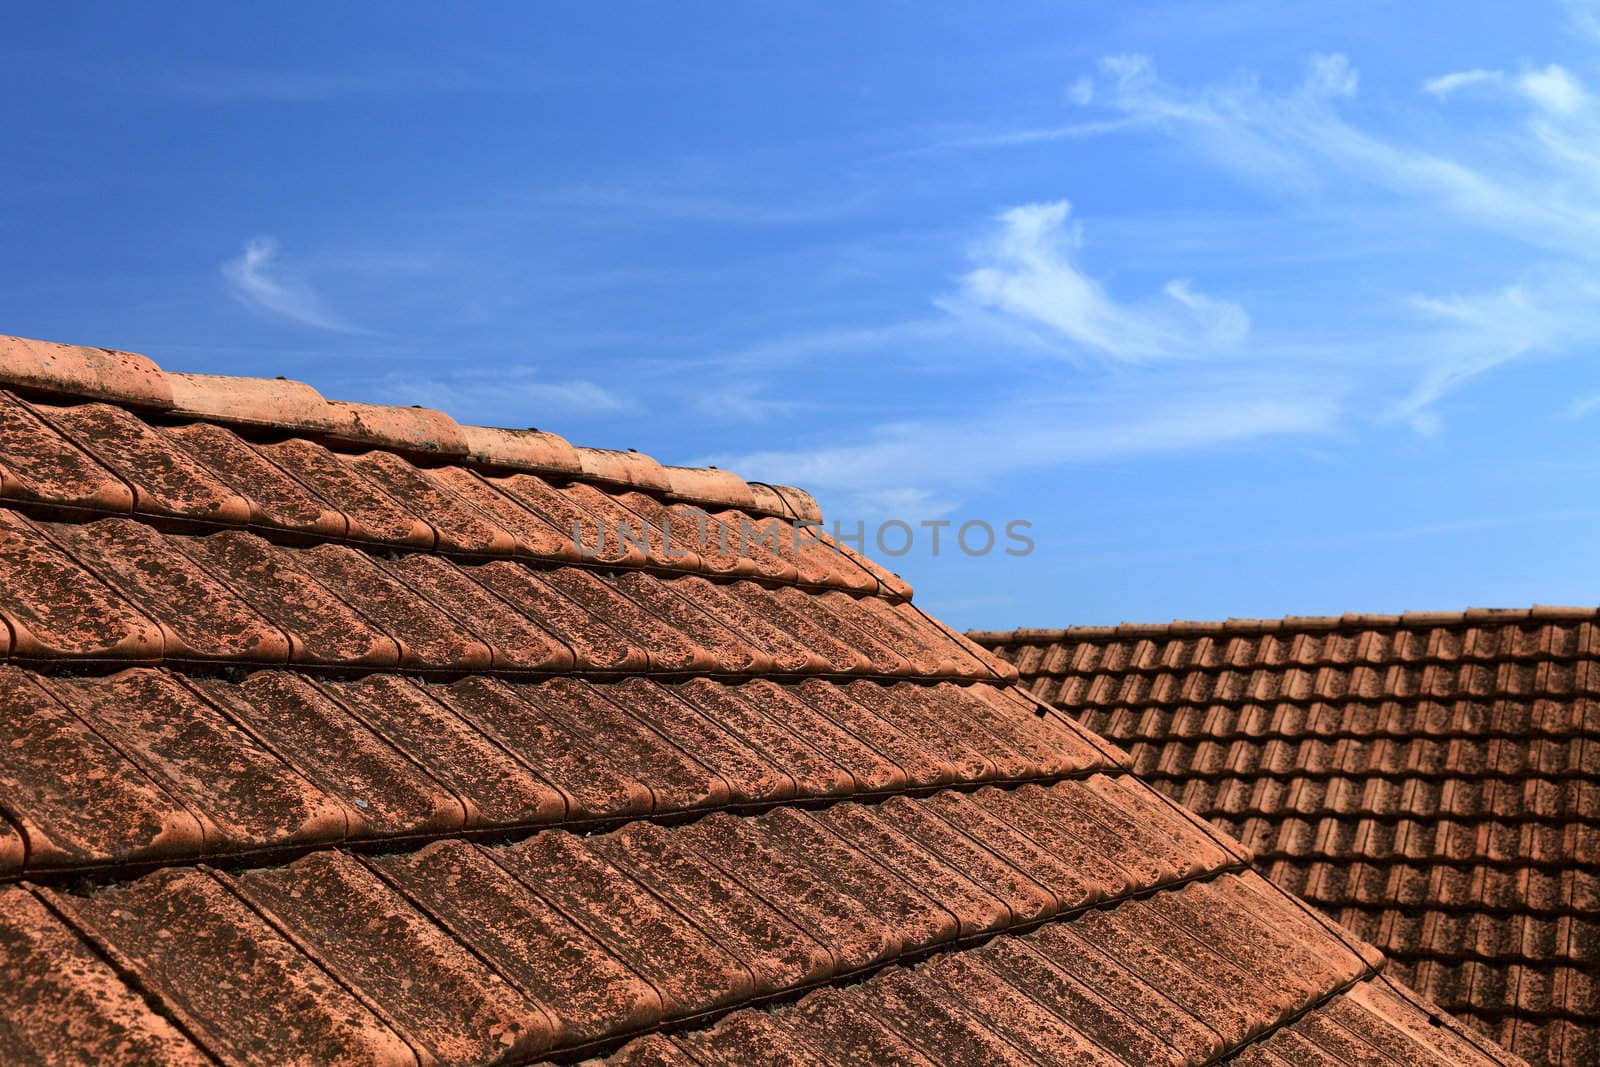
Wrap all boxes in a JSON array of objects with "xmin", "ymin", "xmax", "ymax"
[
  {"xmin": 1112, "ymin": 731, "xmax": 1599, "ymax": 784},
  {"xmin": 0, "ymin": 668, "xmax": 1104, "ymax": 879},
  {"xmin": 980, "ymin": 620, "xmax": 1600, "ymax": 677},
  {"xmin": 1031, "ymin": 662, "xmax": 1600, "ymax": 709},
  {"xmin": 0, "ymin": 335, "xmax": 821, "ymax": 522},
  {"xmin": 1078, "ymin": 699, "xmax": 1598, "ymax": 744},
  {"xmin": 1267, "ymin": 856, "xmax": 1594, "ymax": 923},
  {"xmin": 593, "ymin": 973, "xmax": 1515, "ymax": 1067},
  {"xmin": 1165, "ymin": 773, "xmax": 1597, "ymax": 827},
  {"xmin": 969, "ymin": 605, "xmax": 1600, "ymax": 644},
  {"xmin": 6, "ymin": 778, "xmax": 1272, "ymax": 1066},
  {"xmin": 0, "ymin": 389, "xmax": 912, "ymax": 598},
  {"xmin": 0, "ymin": 513, "xmax": 994, "ymax": 675},
  {"xmin": 1215, "ymin": 810, "xmax": 1597, "ymax": 873},
  {"xmin": 1331, "ymin": 905, "xmax": 1595, "ymax": 1062},
  {"xmin": 1380, "ymin": 962, "xmax": 1594, "ymax": 1067}
]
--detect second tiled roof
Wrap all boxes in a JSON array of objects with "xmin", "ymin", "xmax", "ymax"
[{"xmin": 973, "ymin": 610, "xmax": 1599, "ymax": 1067}]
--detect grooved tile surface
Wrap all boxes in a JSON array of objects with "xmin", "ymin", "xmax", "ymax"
[
  {"xmin": 0, "ymin": 332, "xmax": 1520, "ymax": 1067},
  {"xmin": 975, "ymin": 611, "xmax": 1596, "ymax": 1065}
]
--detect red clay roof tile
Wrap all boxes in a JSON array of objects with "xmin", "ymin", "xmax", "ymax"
[
  {"xmin": 45, "ymin": 670, "xmax": 348, "ymax": 856},
  {"xmin": 0, "ymin": 391, "xmax": 135, "ymax": 514},
  {"xmin": 979, "ymin": 611, "xmax": 1596, "ymax": 1062},
  {"xmin": 165, "ymin": 371, "xmax": 339, "ymax": 432},
  {"xmin": 256, "ymin": 436, "xmax": 438, "ymax": 547},
  {"xmin": 0, "ymin": 666, "xmax": 204, "ymax": 873},
  {"xmin": 372, "ymin": 838, "xmax": 661, "ymax": 1045},
  {"xmin": 0, "ymin": 333, "xmax": 1518, "ymax": 1067},
  {"xmin": 32, "ymin": 401, "xmax": 253, "ymax": 523},
  {"xmin": 460, "ymin": 424, "xmax": 584, "ymax": 477},
  {"xmin": 0, "ymin": 886, "xmax": 209, "ymax": 1065},
  {"xmin": 322, "ymin": 674, "xmax": 569, "ymax": 829},
  {"xmin": 45, "ymin": 867, "xmax": 416, "ymax": 1066},
  {"xmin": 0, "ymin": 509, "xmax": 162, "ymax": 661},
  {"xmin": 193, "ymin": 671, "xmax": 465, "ymax": 839},
  {"xmin": 161, "ymin": 421, "xmax": 349, "ymax": 536},
  {"xmin": 605, "ymin": 822, "xmax": 834, "ymax": 992},
  {"xmin": 44, "ymin": 517, "xmax": 292, "ymax": 663},
  {"xmin": 232, "ymin": 851, "xmax": 556, "ymax": 1064},
  {"xmin": 0, "ymin": 335, "xmax": 173, "ymax": 408},
  {"xmin": 175, "ymin": 530, "xmax": 400, "ymax": 667}
]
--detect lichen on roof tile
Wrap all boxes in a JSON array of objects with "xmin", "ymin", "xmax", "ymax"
[{"xmin": 0, "ymin": 330, "xmax": 1522, "ymax": 1067}]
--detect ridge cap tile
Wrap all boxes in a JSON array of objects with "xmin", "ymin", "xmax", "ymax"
[
  {"xmin": 662, "ymin": 465, "xmax": 758, "ymax": 511},
  {"xmin": 460, "ymin": 423, "xmax": 584, "ymax": 476},
  {"xmin": 324, "ymin": 399, "xmax": 470, "ymax": 456},
  {"xmin": 0, "ymin": 334, "xmax": 173, "ymax": 409},
  {"xmin": 164, "ymin": 371, "xmax": 339, "ymax": 432},
  {"xmin": 574, "ymin": 446, "xmax": 673, "ymax": 494}
]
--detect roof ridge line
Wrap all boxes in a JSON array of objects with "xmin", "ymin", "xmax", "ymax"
[
  {"xmin": 968, "ymin": 604, "xmax": 1600, "ymax": 643},
  {"xmin": 0, "ymin": 331, "xmax": 822, "ymax": 523}
]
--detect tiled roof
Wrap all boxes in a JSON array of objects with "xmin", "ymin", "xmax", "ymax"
[
  {"xmin": 0, "ymin": 332, "xmax": 1517, "ymax": 1067},
  {"xmin": 972, "ymin": 610, "xmax": 1599, "ymax": 1067}
]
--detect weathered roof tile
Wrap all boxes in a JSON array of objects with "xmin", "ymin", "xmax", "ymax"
[{"xmin": 0, "ymin": 333, "xmax": 1515, "ymax": 1067}]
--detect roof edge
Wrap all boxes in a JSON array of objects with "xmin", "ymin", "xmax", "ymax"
[
  {"xmin": 967, "ymin": 603, "xmax": 1600, "ymax": 643},
  {"xmin": 0, "ymin": 334, "xmax": 173, "ymax": 409},
  {"xmin": 0, "ymin": 331, "xmax": 815, "ymax": 519}
]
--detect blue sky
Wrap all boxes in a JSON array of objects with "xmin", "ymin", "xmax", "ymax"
[{"xmin": 8, "ymin": 3, "xmax": 1600, "ymax": 629}]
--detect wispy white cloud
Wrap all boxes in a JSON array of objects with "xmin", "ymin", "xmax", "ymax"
[
  {"xmin": 952, "ymin": 201, "xmax": 1249, "ymax": 361},
  {"xmin": 221, "ymin": 237, "xmax": 367, "ymax": 333},
  {"xmin": 1518, "ymin": 64, "xmax": 1588, "ymax": 114},
  {"xmin": 1016, "ymin": 50, "xmax": 1600, "ymax": 430},
  {"xmin": 904, "ymin": 115, "xmax": 1151, "ymax": 155},
  {"xmin": 706, "ymin": 378, "xmax": 1338, "ymax": 518},
  {"xmin": 1400, "ymin": 270, "xmax": 1600, "ymax": 426},
  {"xmin": 1422, "ymin": 64, "xmax": 1590, "ymax": 114},
  {"xmin": 1082, "ymin": 53, "xmax": 1600, "ymax": 256},
  {"xmin": 1422, "ymin": 69, "xmax": 1502, "ymax": 97}
]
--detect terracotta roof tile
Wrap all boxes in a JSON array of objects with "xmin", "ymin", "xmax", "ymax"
[
  {"xmin": 48, "ymin": 669, "xmax": 349, "ymax": 855},
  {"xmin": 322, "ymin": 674, "xmax": 569, "ymax": 829},
  {"xmin": 0, "ymin": 335, "xmax": 173, "ymax": 407},
  {"xmin": 0, "ymin": 885, "xmax": 210, "ymax": 1065},
  {"xmin": 233, "ymin": 850, "xmax": 555, "ymax": 1064},
  {"xmin": 0, "ymin": 666, "xmax": 203, "ymax": 873},
  {"xmin": 0, "ymin": 333, "xmax": 1515, "ymax": 1067},
  {"xmin": 164, "ymin": 370, "xmax": 337, "ymax": 432},
  {"xmin": 256, "ymin": 436, "xmax": 438, "ymax": 548},
  {"xmin": 161, "ymin": 421, "xmax": 347, "ymax": 536},
  {"xmin": 45, "ymin": 868, "xmax": 416, "ymax": 1066},
  {"xmin": 0, "ymin": 509, "xmax": 160, "ymax": 661},
  {"xmin": 191, "ymin": 671, "xmax": 465, "ymax": 839},
  {"xmin": 32, "ymin": 401, "xmax": 253, "ymax": 523},
  {"xmin": 978, "ymin": 609, "xmax": 1597, "ymax": 1062},
  {"xmin": 347, "ymin": 451, "xmax": 518, "ymax": 556},
  {"xmin": 297, "ymin": 543, "xmax": 494, "ymax": 670},
  {"xmin": 0, "ymin": 391, "xmax": 135, "ymax": 514}
]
